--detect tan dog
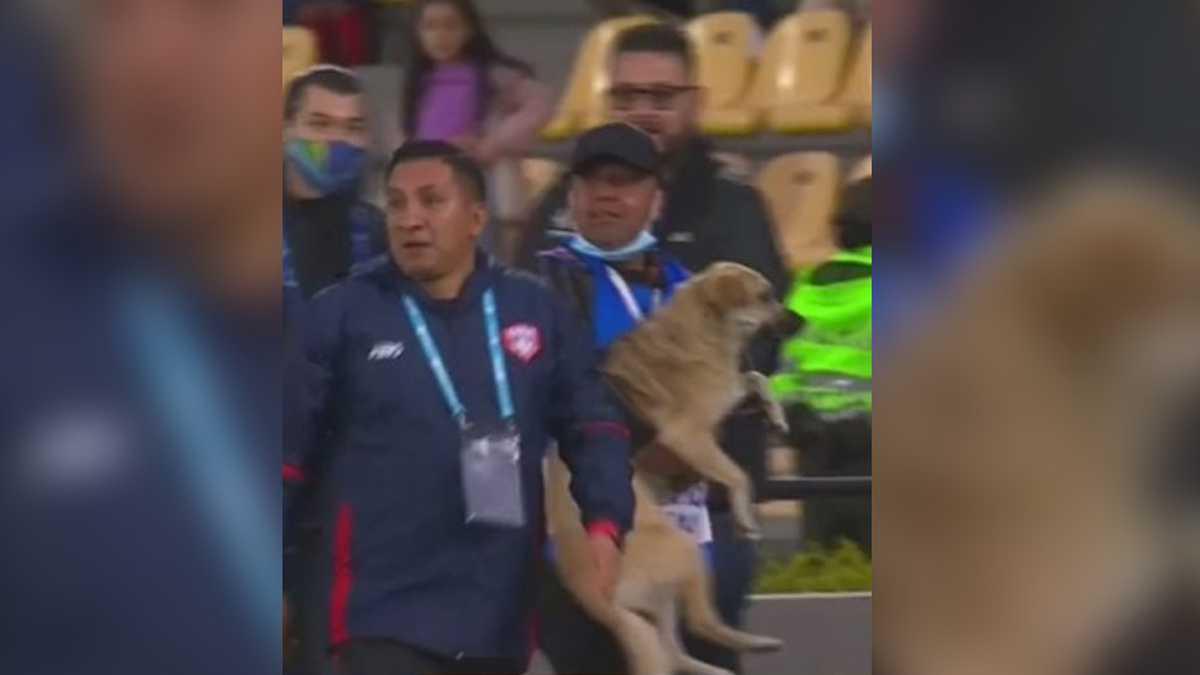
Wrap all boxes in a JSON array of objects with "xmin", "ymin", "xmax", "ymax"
[
  {"xmin": 548, "ymin": 262, "xmax": 796, "ymax": 675},
  {"xmin": 875, "ymin": 173, "xmax": 1200, "ymax": 675}
]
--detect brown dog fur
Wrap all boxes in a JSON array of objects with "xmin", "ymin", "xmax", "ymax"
[
  {"xmin": 875, "ymin": 173, "xmax": 1200, "ymax": 675},
  {"xmin": 547, "ymin": 263, "xmax": 790, "ymax": 675}
]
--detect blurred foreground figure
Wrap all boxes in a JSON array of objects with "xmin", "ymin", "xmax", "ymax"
[
  {"xmin": 876, "ymin": 171, "xmax": 1200, "ymax": 675},
  {"xmin": 0, "ymin": 1, "xmax": 280, "ymax": 674}
]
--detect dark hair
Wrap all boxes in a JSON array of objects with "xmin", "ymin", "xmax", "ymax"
[
  {"xmin": 284, "ymin": 66, "xmax": 362, "ymax": 121},
  {"xmin": 613, "ymin": 23, "xmax": 695, "ymax": 75},
  {"xmin": 401, "ymin": 0, "xmax": 534, "ymax": 138},
  {"xmin": 387, "ymin": 140, "xmax": 487, "ymax": 203}
]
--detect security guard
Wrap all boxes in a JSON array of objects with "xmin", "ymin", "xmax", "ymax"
[
  {"xmin": 773, "ymin": 174, "xmax": 872, "ymax": 552},
  {"xmin": 285, "ymin": 141, "xmax": 634, "ymax": 675}
]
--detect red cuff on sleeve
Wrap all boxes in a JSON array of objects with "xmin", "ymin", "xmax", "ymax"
[
  {"xmin": 283, "ymin": 464, "xmax": 307, "ymax": 484},
  {"xmin": 580, "ymin": 421, "xmax": 630, "ymax": 440},
  {"xmin": 586, "ymin": 519, "xmax": 621, "ymax": 545}
]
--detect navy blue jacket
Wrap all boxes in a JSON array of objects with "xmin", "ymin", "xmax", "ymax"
[{"xmin": 284, "ymin": 253, "xmax": 634, "ymax": 662}]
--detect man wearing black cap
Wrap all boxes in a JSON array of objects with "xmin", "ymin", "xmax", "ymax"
[{"xmin": 535, "ymin": 123, "xmax": 772, "ymax": 674}]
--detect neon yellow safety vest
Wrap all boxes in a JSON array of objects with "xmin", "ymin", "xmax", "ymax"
[{"xmin": 771, "ymin": 247, "xmax": 872, "ymax": 416}]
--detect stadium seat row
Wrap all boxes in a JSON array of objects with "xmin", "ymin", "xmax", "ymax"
[
  {"xmin": 284, "ymin": 6, "xmax": 871, "ymax": 137},
  {"xmin": 544, "ymin": 9, "xmax": 871, "ymax": 140}
]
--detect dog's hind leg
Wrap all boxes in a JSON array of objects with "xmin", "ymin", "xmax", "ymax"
[
  {"xmin": 659, "ymin": 427, "xmax": 760, "ymax": 539},
  {"xmin": 679, "ymin": 555, "xmax": 783, "ymax": 653},
  {"xmin": 610, "ymin": 607, "xmax": 673, "ymax": 675},
  {"xmin": 656, "ymin": 597, "xmax": 735, "ymax": 675}
]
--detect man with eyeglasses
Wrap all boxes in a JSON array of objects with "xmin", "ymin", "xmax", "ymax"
[{"xmin": 518, "ymin": 22, "xmax": 789, "ymax": 675}]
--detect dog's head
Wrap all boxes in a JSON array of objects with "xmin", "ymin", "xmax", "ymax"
[{"xmin": 693, "ymin": 262, "xmax": 804, "ymax": 339}]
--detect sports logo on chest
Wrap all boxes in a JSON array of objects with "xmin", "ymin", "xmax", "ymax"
[
  {"xmin": 501, "ymin": 323, "xmax": 542, "ymax": 364},
  {"xmin": 368, "ymin": 341, "xmax": 405, "ymax": 361}
]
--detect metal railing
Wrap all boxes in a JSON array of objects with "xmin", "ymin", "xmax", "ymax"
[{"xmin": 760, "ymin": 476, "xmax": 871, "ymax": 501}]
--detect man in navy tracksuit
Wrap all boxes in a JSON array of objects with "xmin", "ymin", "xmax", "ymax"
[{"xmin": 285, "ymin": 141, "xmax": 634, "ymax": 675}]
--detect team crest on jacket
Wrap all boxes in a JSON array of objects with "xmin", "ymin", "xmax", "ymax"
[{"xmin": 502, "ymin": 324, "xmax": 541, "ymax": 363}]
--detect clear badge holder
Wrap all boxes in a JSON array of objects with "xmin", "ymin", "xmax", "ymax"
[{"xmin": 461, "ymin": 422, "xmax": 525, "ymax": 528}]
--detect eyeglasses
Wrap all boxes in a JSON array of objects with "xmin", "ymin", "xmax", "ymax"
[{"xmin": 606, "ymin": 85, "xmax": 697, "ymax": 111}]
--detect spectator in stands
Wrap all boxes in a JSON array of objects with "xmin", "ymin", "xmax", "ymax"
[
  {"xmin": 285, "ymin": 141, "xmax": 633, "ymax": 675},
  {"xmin": 521, "ymin": 24, "xmax": 789, "ymax": 673},
  {"xmin": 401, "ymin": 0, "xmax": 553, "ymax": 261},
  {"xmin": 284, "ymin": 66, "xmax": 388, "ymax": 299}
]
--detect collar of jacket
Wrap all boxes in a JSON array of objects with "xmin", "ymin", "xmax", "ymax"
[{"xmin": 380, "ymin": 248, "xmax": 499, "ymax": 314}]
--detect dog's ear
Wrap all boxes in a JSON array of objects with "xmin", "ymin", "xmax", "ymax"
[{"xmin": 700, "ymin": 267, "xmax": 752, "ymax": 312}]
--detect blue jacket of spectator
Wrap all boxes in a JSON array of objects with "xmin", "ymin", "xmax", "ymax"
[{"xmin": 284, "ymin": 252, "xmax": 634, "ymax": 661}]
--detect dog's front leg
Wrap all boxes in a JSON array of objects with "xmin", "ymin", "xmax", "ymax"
[
  {"xmin": 745, "ymin": 371, "xmax": 789, "ymax": 434},
  {"xmin": 659, "ymin": 427, "xmax": 761, "ymax": 539}
]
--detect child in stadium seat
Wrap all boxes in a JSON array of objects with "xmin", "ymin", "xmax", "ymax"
[{"xmin": 401, "ymin": 0, "xmax": 553, "ymax": 261}]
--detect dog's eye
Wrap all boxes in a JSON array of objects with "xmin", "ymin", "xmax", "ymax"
[{"xmin": 758, "ymin": 290, "xmax": 774, "ymax": 303}]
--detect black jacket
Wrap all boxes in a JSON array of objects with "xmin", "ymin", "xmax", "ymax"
[{"xmin": 518, "ymin": 137, "xmax": 791, "ymax": 373}]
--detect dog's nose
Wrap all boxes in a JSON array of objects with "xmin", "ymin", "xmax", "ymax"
[{"xmin": 771, "ymin": 310, "xmax": 806, "ymax": 337}]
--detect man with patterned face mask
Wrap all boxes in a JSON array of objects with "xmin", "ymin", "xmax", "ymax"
[{"xmin": 284, "ymin": 65, "xmax": 387, "ymax": 299}]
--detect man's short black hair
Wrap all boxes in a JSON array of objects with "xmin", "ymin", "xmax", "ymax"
[
  {"xmin": 284, "ymin": 66, "xmax": 363, "ymax": 121},
  {"xmin": 387, "ymin": 141, "xmax": 488, "ymax": 203},
  {"xmin": 613, "ymin": 23, "xmax": 695, "ymax": 75}
]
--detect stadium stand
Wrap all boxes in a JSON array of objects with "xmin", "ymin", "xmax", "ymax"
[
  {"xmin": 756, "ymin": 150, "xmax": 842, "ymax": 269},
  {"xmin": 761, "ymin": 7, "xmax": 856, "ymax": 134},
  {"xmin": 283, "ymin": 27, "xmax": 319, "ymax": 89},
  {"xmin": 685, "ymin": 11, "xmax": 763, "ymax": 136},
  {"xmin": 837, "ymin": 22, "xmax": 871, "ymax": 127},
  {"xmin": 540, "ymin": 14, "xmax": 661, "ymax": 140}
]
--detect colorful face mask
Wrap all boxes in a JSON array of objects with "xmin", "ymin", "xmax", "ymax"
[{"xmin": 285, "ymin": 138, "xmax": 366, "ymax": 196}]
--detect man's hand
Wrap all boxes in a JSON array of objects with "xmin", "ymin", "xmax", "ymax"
[{"xmin": 586, "ymin": 529, "xmax": 622, "ymax": 603}]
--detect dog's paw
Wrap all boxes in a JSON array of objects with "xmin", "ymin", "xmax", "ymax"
[{"xmin": 739, "ymin": 526, "xmax": 763, "ymax": 541}]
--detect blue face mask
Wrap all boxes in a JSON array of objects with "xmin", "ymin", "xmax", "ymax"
[
  {"xmin": 285, "ymin": 138, "xmax": 366, "ymax": 196},
  {"xmin": 566, "ymin": 228, "xmax": 658, "ymax": 262}
]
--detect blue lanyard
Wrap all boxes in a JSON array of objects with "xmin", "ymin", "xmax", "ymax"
[
  {"xmin": 402, "ymin": 288, "xmax": 515, "ymax": 429},
  {"xmin": 117, "ymin": 279, "xmax": 277, "ymax": 650}
]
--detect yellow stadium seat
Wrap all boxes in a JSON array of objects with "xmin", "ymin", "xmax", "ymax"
[
  {"xmin": 848, "ymin": 154, "xmax": 872, "ymax": 182},
  {"xmin": 756, "ymin": 10, "xmax": 855, "ymax": 134},
  {"xmin": 835, "ymin": 24, "xmax": 872, "ymax": 127},
  {"xmin": 756, "ymin": 152, "xmax": 842, "ymax": 269},
  {"xmin": 686, "ymin": 12, "xmax": 763, "ymax": 136},
  {"xmin": 541, "ymin": 15, "xmax": 659, "ymax": 141},
  {"xmin": 283, "ymin": 27, "xmax": 318, "ymax": 90}
]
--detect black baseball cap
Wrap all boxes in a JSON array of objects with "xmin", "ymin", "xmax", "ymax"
[{"xmin": 569, "ymin": 123, "xmax": 660, "ymax": 176}]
